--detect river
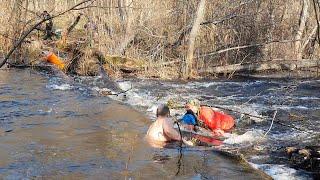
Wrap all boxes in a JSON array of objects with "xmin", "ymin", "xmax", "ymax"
[{"xmin": 0, "ymin": 69, "xmax": 318, "ymax": 179}]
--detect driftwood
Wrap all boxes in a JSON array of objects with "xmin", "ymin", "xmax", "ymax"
[{"xmin": 200, "ymin": 59, "xmax": 320, "ymax": 74}]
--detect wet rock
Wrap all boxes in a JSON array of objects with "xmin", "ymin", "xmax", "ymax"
[
  {"xmin": 286, "ymin": 146, "xmax": 320, "ymax": 175},
  {"xmin": 237, "ymin": 115, "xmax": 256, "ymax": 127}
]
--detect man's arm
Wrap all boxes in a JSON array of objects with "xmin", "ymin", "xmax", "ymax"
[
  {"xmin": 163, "ymin": 118, "xmax": 196, "ymax": 146},
  {"xmin": 162, "ymin": 118, "xmax": 181, "ymax": 141}
]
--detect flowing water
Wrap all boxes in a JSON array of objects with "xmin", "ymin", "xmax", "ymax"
[{"xmin": 0, "ymin": 69, "xmax": 319, "ymax": 179}]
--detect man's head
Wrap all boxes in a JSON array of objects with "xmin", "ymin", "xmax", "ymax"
[
  {"xmin": 156, "ymin": 104, "xmax": 170, "ymax": 117},
  {"xmin": 186, "ymin": 99, "xmax": 200, "ymax": 113}
]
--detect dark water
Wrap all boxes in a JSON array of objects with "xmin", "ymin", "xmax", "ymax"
[{"xmin": 0, "ymin": 69, "xmax": 269, "ymax": 179}]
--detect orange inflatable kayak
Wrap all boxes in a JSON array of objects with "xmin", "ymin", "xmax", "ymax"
[
  {"xmin": 44, "ymin": 52, "xmax": 65, "ymax": 70},
  {"xmin": 199, "ymin": 106, "xmax": 235, "ymax": 131}
]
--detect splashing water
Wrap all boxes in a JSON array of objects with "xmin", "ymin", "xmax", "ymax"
[{"xmin": 4, "ymin": 69, "xmax": 318, "ymax": 179}]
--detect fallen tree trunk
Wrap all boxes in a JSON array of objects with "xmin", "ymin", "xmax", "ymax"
[{"xmin": 200, "ymin": 59, "xmax": 320, "ymax": 74}]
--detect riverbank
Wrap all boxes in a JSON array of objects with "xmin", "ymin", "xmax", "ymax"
[
  {"xmin": 1, "ymin": 21, "xmax": 320, "ymax": 81},
  {"xmin": 2, "ymin": 0, "xmax": 320, "ymax": 80}
]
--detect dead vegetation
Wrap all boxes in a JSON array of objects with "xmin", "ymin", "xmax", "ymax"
[{"xmin": 1, "ymin": 0, "xmax": 320, "ymax": 79}]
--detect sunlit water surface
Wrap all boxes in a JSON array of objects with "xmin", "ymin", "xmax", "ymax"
[{"xmin": 0, "ymin": 69, "xmax": 276, "ymax": 179}]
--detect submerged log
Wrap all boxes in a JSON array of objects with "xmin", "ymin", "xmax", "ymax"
[{"xmin": 201, "ymin": 59, "xmax": 320, "ymax": 74}]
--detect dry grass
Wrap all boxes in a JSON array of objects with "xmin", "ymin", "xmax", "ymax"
[{"xmin": 0, "ymin": 0, "xmax": 319, "ymax": 78}]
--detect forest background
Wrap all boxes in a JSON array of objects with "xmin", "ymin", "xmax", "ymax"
[{"xmin": 0, "ymin": 0, "xmax": 319, "ymax": 79}]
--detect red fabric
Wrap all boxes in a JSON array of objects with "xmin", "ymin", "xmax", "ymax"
[
  {"xmin": 193, "ymin": 135, "xmax": 223, "ymax": 146},
  {"xmin": 198, "ymin": 106, "xmax": 235, "ymax": 131}
]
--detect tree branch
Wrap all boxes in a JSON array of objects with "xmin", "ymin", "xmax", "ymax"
[
  {"xmin": 166, "ymin": 14, "xmax": 249, "ymax": 49},
  {"xmin": 196, "ymin": 38, "xmax": 315, "ymax": 59},
  {"xmin": 200, "ymin": 14, "xmax": 242, "ymax": 25},
  {"xmin": 0, "ymin": 0, "xmax": 96, "ymax": 69}
]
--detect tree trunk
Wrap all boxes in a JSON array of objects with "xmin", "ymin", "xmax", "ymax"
[
  {"xmin": 295, "ymin": 0, "xmax": 310, "ymax": 59},
  {"xmin": 184, "ymin": 0, "xmax": 206, "ymax": 78},
  {"xmin": 11, "ymin": 0, "xmax": 23, "ymax": 65},
  {"xmin": 200, "ymin": 59, "xmax": 320, "ymax": 74},
  {"xmin": 118, "ymin": 0, "xmax": 135, "ymax": 55},
  {"xmin": 118, "ymin": 0, "xmax": 125, "ymax": 22}
]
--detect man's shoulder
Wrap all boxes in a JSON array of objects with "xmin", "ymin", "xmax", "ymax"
[
  {"xmin": 161, "ymin": 118, "xmax": 174, "ymax": 128},
  {"xmin": 162, "ymin": 117, "xmax": 172, "ymax": 123}
]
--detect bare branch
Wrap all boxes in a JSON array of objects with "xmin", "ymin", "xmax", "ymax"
[
  {"xmin": 200, "ymin": 14, "xmax": 246, "ymax": 26},
  {"xmin": 0, "ymin": 0, "xmax": 96, "ymax": 69},
  {"xmin": 196, "ymin": 38, "xmax": 316, "ymax": 59},
  {"xmin": 264, "ymin": 110, "xmax": 277, "ymax": 137}
]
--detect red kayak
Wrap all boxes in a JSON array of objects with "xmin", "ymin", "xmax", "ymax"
[{"xmin": 177, "ymin": 125, "xmax": 225, "ymax": 146}]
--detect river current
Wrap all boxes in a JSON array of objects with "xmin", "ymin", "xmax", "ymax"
[{"xmin": 0, "ymin": 69, "xmax": 319, "ymax": 179}]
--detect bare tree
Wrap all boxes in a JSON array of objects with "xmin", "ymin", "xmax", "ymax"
[
  {"xmin": 118, "ymin": 0, "xmax": 135, "ymax": 55},
  {"xmin": 295, "ymin": 0, "xmax": 310, "ymax": 59},
  {"xmin": 11, "ymin": 0, "xmax": 23, "ymax": 64},
  {"xmin": 1, "ymin": 0, "xmax": 320, "ymax": 77},
  {"xmin": 184, "ymin": 0, "xmax": 206, "ymax": 78}
]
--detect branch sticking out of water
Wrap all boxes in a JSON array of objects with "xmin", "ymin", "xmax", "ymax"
[
  {"xmin": 264, "ymin": 110, "xmax": 277, "ymax": 137},
  {"xmin": 100, "ymin": 84, "xmax": 133, "ymax": 96}
]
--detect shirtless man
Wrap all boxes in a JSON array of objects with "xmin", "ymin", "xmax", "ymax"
[{"xmin": 147, "ymin": 104, "xmax": 192, "ymax": 147}]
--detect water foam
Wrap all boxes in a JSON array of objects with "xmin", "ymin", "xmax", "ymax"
[
  {"xmin": 46, "ymin": 84, "xmax": 73, "ymax": 90},
  {"xmin": 117, "ymin": 81, "xmax": 132, "ymax": 91},
  {"xmin": 72, "ymin": 78, "xmax": 316, "ymax": 179},
  {"xmin": 249, "ymin": 163, "xmax": 312, "ymax": 180},
  {"xmin": 224, "ymin": 130, "xmax": 265, "ymax": 145}
]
